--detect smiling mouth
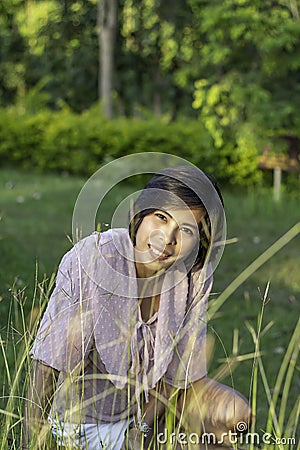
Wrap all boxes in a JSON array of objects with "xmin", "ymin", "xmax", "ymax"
[{"xmin": 148, "ymin": 244, "xmax": 171, "ymax": 260}]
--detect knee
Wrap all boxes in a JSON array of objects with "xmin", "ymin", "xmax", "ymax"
[
  {"xmin": 183, "ymin": 378, "xmax": 252, "ymax": 434},
  {"xmin": 209, "ymin": 383, "xmax": 251, "ymax": 430},
  {"xmin": 226, "ymin": 390, "xmax": 252, "ymax": 431}
]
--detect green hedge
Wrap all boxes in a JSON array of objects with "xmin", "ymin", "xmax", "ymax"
[{"xmin": 0, "ymin": 107, "xmax": 262, "ymax": 186}]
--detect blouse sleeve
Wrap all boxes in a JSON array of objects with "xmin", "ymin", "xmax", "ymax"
[
  {"xmin": 164, "ymin": 274, "xmax": 213, "ymax": 388},
  {"xmin": 30, "ymin": 241, "xmax": 94, "ymax": 373}
]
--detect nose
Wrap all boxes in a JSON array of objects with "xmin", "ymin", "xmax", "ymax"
[
  {"xmin": 161, "ymin": 225, "xmax": 177, "ymax": 246},
  {"xmin": 150, "ymin": 226, "xmax": 177, "ymax": 247}
]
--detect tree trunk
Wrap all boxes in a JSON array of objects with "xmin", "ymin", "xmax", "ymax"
[
  {"xmin": 153, "ymin": 64, "xmax": 162, "ymax": 117},
  {"xmin": 98, "ymin": 0, "xmax": 118, "ymax": 119},
  {"xmin": 289, "ymin": 0, "xmax": 299, "ymax": 19}
]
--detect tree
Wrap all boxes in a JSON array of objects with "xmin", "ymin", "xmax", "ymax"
[
  {"xmin": 119, "ymin": 0, "xmax": 195, "ymax": 117},
  {"xmin": 189, "ymin": 0, "xmax": 300, "ymax": 161},
  {"xmin": 0, "ymin": 0, "xmax": 99, "ymax": 112},
  {"xmin": 98, "ymin": 0, "xmax": 118, "ymax": 119},
  {"xmin": 0, "ymin": 0, "xmax": 27, "ymax": 105}
]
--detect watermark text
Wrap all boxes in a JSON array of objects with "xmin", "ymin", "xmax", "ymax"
[{"xmin": 157, "ymin": 423, "xmax": 297, "ymax": 447}]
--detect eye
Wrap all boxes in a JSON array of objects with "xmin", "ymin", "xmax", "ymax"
[
  {"xmin": 180, "ymin": 226, "xmax": 194, "ymax": 236},
  {"xmin": 155, "ymin": 212, "xmax": 167, "ymax": 222}
]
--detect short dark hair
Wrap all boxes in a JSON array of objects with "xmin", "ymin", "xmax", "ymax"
[{"xmin": 129, "ymin": 165, "xmax": 224, "ymax": 269}]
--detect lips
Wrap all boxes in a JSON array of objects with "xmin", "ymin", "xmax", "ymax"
[{"xmin": 148, "ymin": 244, "xmax": 171, "ymax": 260}]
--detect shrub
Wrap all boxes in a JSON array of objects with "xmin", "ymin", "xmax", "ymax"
[
  {"xmin": 0, "ymin": 107, "xmax": 261, "ymax": 186},
  {"xmin": 0, "ymin": 110, "xmax": 49, "ymax": 168}
]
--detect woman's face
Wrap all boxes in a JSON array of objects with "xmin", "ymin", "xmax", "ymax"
[{"xmin": 134, "ymin": 207, "xmax": 206, "ymax": 278}]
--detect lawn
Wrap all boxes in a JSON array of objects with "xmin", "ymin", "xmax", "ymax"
[{"xmin": 0, "ymin": 168, "xmax": 299, "ymax": 448}]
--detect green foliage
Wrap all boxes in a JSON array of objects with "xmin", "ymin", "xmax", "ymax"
[
  {"xmin": 0, "ymin": 0, "xmax": 27, "ymax": 104},
  {"xmin": 119, "ymin": 0, "xmax": 197, "ymax": 117},
  {"xmin": 1, "ymin": 0, "xmax": 98, "ymax": 112},
  {"xmin": 189, "ymin": 0, "xmax": 300, "ymax": 155},
  {"xmin": 0, "ymin": 108, "xmax": 262, "ymax": 186},
  {"xmin": 1, "ymin": 0, "xmax": 300, "ymax": 172}
]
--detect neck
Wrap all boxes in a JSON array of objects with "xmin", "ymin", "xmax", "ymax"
[{"xmin": 136, "ymin": 273, "xmax": 164, "ymax": 299}]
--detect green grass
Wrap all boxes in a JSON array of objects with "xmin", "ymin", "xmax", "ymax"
[
  {"xmin": 208, "ymin": 188, "xmax": 300, "ymax": 445},
  {"xmin": 0, "ymin": 168, "xmax": 299, "ymax": 448},
  {"xmin": 211, "ymin": 186, "xmax": 300, "ymax": 375}
]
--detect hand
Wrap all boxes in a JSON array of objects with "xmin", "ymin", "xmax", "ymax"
[{"xmin": 126, "ymin": 427, "xmax": 144, "ymax": 450}]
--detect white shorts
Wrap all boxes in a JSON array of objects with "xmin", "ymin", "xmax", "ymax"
[{"xmin": 48, "ymin": 416, "xmax": 131, "ymax": 450}]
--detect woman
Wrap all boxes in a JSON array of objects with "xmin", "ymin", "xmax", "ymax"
[{"xmin": 23, "ymin": 165, "xmax": 251, "ymax": 449}]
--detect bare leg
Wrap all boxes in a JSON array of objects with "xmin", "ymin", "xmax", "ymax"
[
  {"xmin": 178, "ymin": 377, "xmax": 251, "ymax": 449},
  {"xmin": 123, "ymin": 378, "xmax": 251, "ymax": 449}
]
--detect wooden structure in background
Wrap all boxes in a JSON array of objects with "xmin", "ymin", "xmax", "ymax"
[{"xmin": 259, "ymin": 150, "xmax": 300, "ymax": 201}]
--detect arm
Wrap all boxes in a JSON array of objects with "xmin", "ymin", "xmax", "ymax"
[
  {"xmin": 22, "ymin": 360, "xmax": 59, "ymax": 448},
  {"xmin": 24, "ymin": 243, "xmax": 93, "ymax": 447},
  {"xmin": 144, "ymin": 382, "xmax": 175, "ymax": 428},
  {"xmin": 127, "ymin": 381, "xmax": 176, "ymax": 449}
]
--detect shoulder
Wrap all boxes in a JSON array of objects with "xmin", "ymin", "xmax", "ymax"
[
  {"xmin": 61, "ymin": 228, "xmax": 130, "ymax": 266},
  {"xmin": 64, "ymin": 228, "xmax": 125, "ymax": 254},
  {"xmin": 76, "ymin": 228, "xmax": 129, "ymax": 249}
]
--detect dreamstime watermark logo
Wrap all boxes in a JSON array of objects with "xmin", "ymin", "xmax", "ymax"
[
  {"xmin": 157, "ymin": 422, "xmax": 297, "ymax": 447},
  {"xmin": 71, "ymin": 152, "xmax": 227, "ymax": 296}
]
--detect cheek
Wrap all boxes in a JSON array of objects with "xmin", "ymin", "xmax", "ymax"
[
  {"xmin": 136, "ymin": 219, "xmax": 152, "ymax": 245},
  {"xmin": 179, "ymin": 236, "xmax": 198, "ymax": 256}
]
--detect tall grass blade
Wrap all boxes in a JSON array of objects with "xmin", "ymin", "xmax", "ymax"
[{"xmin": 209, "ymin": 222, "xmax": 300, "ymax": 318}]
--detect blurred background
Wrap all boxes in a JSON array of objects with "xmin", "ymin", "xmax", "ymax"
[{"xmin": 0, "ymin": 0, "xmax": 299, "ymax": 447}]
